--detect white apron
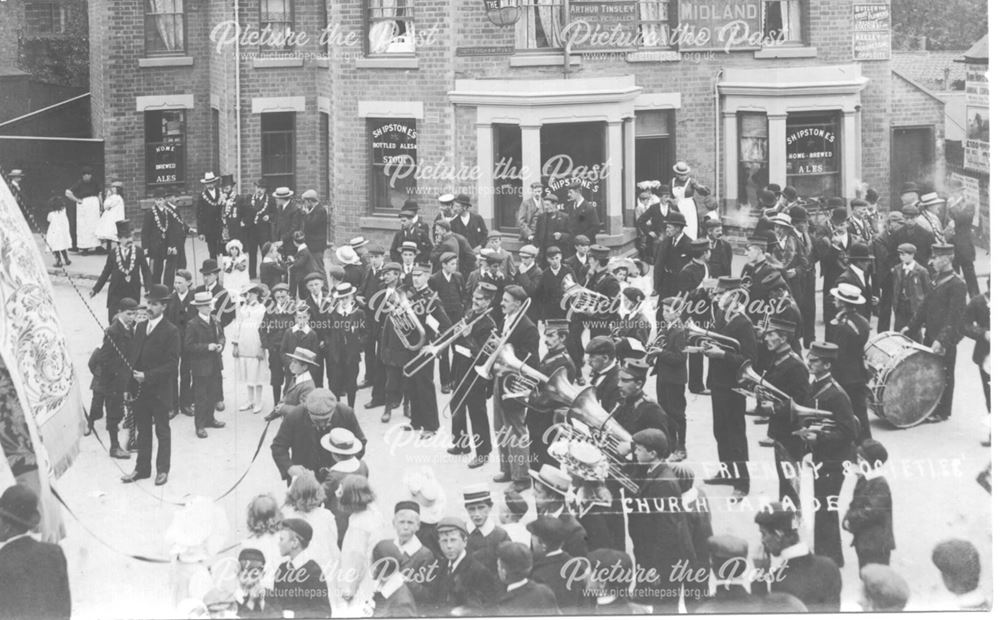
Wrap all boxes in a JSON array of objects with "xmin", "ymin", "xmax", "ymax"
[
  {"xmin": 76, "ymin": 195, "xmax": 101, "ymax": 249},
  {"xmin": 672, "ymin": 178, "xmax": 699, "ymax": 240},
  {"xmin": 95, "ymin": 194, "xmax": 125, "ymax": 241}
]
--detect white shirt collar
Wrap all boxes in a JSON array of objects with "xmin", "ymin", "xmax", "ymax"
[
  {"xmin": 378, "ymin": 572, "xmax": 406, "ymax": 598},
  {"xmin": 593, "ymin": 363, "xmax": 617, "ymax": 380},
  {"xmin": 294, "ymin": 372, "xmax": 311, "ymax": 385},
  {"xmin": 288, "ymin": 549, "xmax": 312, "ymax": 570},
  {"xmin": 902, "ymin": 261, "xmax": 915, "ymax": 273},
  {"xmin": 596, "ymin": 594, "xmax": 619, "ymax": 606},
  {"xmin": 506, "ymin": 578, "xmax": 529, "ymax": 592},
  {"xmin": 467, "ymin": 518, "xmax": 496, "ymax": 537},
  {"xmin": 850, "ymin": 264, "xmax": 866, "ymax": 279},
  {"xmin": 576, "ymin": 253, "xmax": 587, "ymax": 262},
  {"xmin": 396, "ymin": 536, "xmax": 423, "ymax": 556},
  {"xmin": 442, "ymin": 271, "xmax": 452, "ymax": 281},
  {"xmin": 292, "ymin": 324, "xmax": 311, "ymax": 334},
  {"xmin": 448, "ymin": 550, "xmax": 466, "ymax": 571},
  {"xmin": 146, "ymin": 314, "xmax": 163, "ymax": 334},
  {"xmin": 460, "ymin": 213, "xmax": 470, "ymax": 224},
  {"xmin": 863, "ymin": 467, "xmax": 886, "ymax": 481},
  {"xmin": 777, "ymin": 542, "xmax": 810, "ymax": 563},
  {"xmin": 545, "ymin": 549, "xmax": 562, "ymax": 558}
]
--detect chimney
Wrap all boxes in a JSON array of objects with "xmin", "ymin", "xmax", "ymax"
[{"xmin": 917, "ymin": 36, "xmax": 927, "ymax": 51}]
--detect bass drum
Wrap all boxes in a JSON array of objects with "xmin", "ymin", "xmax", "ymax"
[{"xmin": 865, "ymin": 331, "xmax": 946, "ymax": 427}]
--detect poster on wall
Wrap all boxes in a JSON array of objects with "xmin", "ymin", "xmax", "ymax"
[
  {"xmin": 965, "ymin": 106, "xmax": 990, "ymax": 175},
  {"xmin": 852, "ymin": 3, "xmax": 891, "ymax": 61},
  {"xmin": 949, "ymin": 172, "xmax": 981, "ymax": 227},
  {"xmin": 677, "ymin": 0, "xmax": 763, "ymax": 52}
]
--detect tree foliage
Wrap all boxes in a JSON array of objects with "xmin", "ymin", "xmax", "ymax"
[{"xmin": 891, "ymin": 0, "xmax": 989, "ymax": 50}]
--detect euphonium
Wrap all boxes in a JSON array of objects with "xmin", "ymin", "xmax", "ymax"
[
  {"xmin": 562, "ymin": 280, "xmax": 611, "ymax": 315},
  {"xmin": 490, "ymin": 345, "xmax": 550, "ymax": 401},
  {"xmin": 387, "ymin": 291, "xmax": 426, "ymax": 351},
  {"xmin": 685, "ymin": 319, "xmax": 741, "ymax": 354}
]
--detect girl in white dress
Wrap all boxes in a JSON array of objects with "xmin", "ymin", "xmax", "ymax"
[
  {"xmin": 222, "ymin": 239, "xmax": 251, "ymax": 297},
  {"xmin": 239, "ymin": 494, "xmax": 283, "ymax": 591},
  {"xmin": 282, "ymin": 468, "xmax": 341, "ymax": 606},
  {"xmin": 96, "ymin": 181, "xmax": 126, "ymax": 250},
  {"xmin": 335, "ymin": 474, "xmax": 384, "ymax": 608},
  {"xmin": 233, "ymin": 283, "xmax": 268, "ymax": 412},
  {"xmin": 45, "ymin": 198, "xmax": 72, "ymax": 267}
]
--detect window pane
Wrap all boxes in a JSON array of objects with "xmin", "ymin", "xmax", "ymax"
[
  {"xmin": 145, "ymin": 0, "xmax": 185, "ymax": 55},
  {"xmin": 738, "ymin": 112, "xmax": 769, "ymax": 206},
  {"xmin": 635, "ymin": 110, "xmax": 677, "ymax": 190},
  {"xmin": 145, "ymin": 110, "xmax": 185, "ymax": 189},
  {"xmin": 369, "ymin": 118, "xmax": 418, "ymax": 213},
  {"xmin": 494, "ymin": 124, "xmax": 523, "ymax": 231},
  {"xmin": 763, "ymin": 0, "xmax": 802, "ymax": 44},
  {"xmin": 262, "ymin": 112, "xmax": 296, "ymax": 190},
  {"xmin": 367, "ymin": 0, "xmax": 415, "ymax": 55},
  {"xmin": 786, "ymin": 111, "xmax": 841, "ymax": 198},
  {"xmin": 636, "ymin": 109, "xmax": 672, "ymax": 137},
  {"xmin": 542, "ymin": 121, "xmax": 608, "ymax": 232},
  {"xmin": 516, "ymin": 0, "xmax": 564, "ymax": 50}
]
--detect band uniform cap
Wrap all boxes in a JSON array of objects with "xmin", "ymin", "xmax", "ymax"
[
  {"xmin": 0, "ymin": 484, "xmax": 41, "ymax": 529},
  {"xmin": 545, "ymin": 245, "xmax": 563, "ymax": 257},
  {"xmin": 932, "ymin": 243, "xmax": 955, "ymax": 257},
  {"xmin": 411, "ymin": 262, "xmax": 432, "ymax": 275},
  {"xmin": 497, "ymin": 541, "xmax": 533, "ymax": 573},
  {"xmin": 518, "ymin": 245, "xmax": 538, "ymax": 258},
  {"xmin": 632, "ymin": 428, "xmax": 670, "ymax": 457},
  {"xmin": 808, "ymin": 341, "xmax": 840, "ymax": 361},
  {"xmin": 529, "ymin": 465, "xmax": 572, "ymax": 496},
  {"xmin": 303, "ymin": 272, "xmax": 325, "ymax": 285},
  {"xmin": 858, "ymin": 438, "xmax": 888, "ymax": 465},
  {"xmin": 763, "ymin": 317, "xmax": 797, "ymax": 336},
  {"xmin": 830, "ymin": 282, "xmax": 866, "ymax": 305},
  {"xmin": 544, "ymin": 318, "xmax": 570, "ymax": 333},
  {"xmin": 476, "ymin": 281, "xmax": 499, "ymax": 294},
  {"xmin": 781, "ymin": 186, "xmax": 798, "ymax": 200},
  {"xmin": 336, "ymin": 246, "xmax": 361, "ymax": 265},
  {"xmin": 435, "ymin": 516, "xmax": 467, "ymax": 535},
  {"xmin": 191, "ymin": 291, "xmax": 215, "ymax": 306},
  {"xmin": 589, "ymin": 245, "xmax": 611, "ymax": 259},
  {"xmin": 900, "ymin": 181, "xmax": 920, "ymax": 194},
  {"xmin": 587, "ymin": 548, "xmax": 633, "ymax": 584},
  {"xmin": 394, "ymin": 500, "xmax": 421, "ymax": 515},
  {"xmin": 573, "ymin": 235, "xmax": 591, "ymax": 246},
  {"xmin": 400, "ymin": 241, "xmax": 418, "ymax": 254},
  {"xmin": 622, "ymin": 286, "xmax": 645, "ymax": 303},
  {"xmin": 746, "ymin": 236, "xmax": 769, "ymax": 250},
  {"xmin": 847, "ymin": 242, "xmax": 874, "ymax": 261},
  {"xmin": 487, "ymin": 230, "xmax": 504, "ymax": 240},
  {"xmin": 438, "ymin": 193, "xmax": 455, "ymax": 204},
  {"xmin": 771, "ymin": 213, "xmax": 794, "ymax": 229},
  {"xmin": 758, "ymin": 189, "xmax": 778, "ymax": 207},
  {"xmin": 761, "ymin": 271, "xmax": 787, "ymax": 292},
  {"xmin": 920, "ymin": 192, "xmax": 945, "ymax": 206},
  {"xmin": 788, "ymin": 205, "xmax": 809, "ymax": 223},
  {"xmin": 619, "ymin": 359, "xmax": 649, "ymax": 382},
  {"xmin": 462, "ymin": 483, "xmax": 492, "ymax": 506},
  {"xmin": 754, "ymin": 502, "xmax": 798, "ymax": 531},
  {"xmin": 503, "ymin": 490, "xmax": 529, "ymax": 519},
  {"xmin": 117, "ymin": 297, "xmax": 139, "ymax": 312},
  {"xmin": 715, "ymin": 276, "xmax": 743, "ymax": 292},
  {"xmin": 886, "ymin": 211, "xmax": 904, "ymax": 224},
  {"xmin": 200, "ymin": 171, "xmax": 220, "ymax": 184},
  {"xmin": 896, "ymin": 242, "xmax": 917, "ymax": 254},
  {"xmin": 585, "ymin": 336, "xmax": 616, "ymax": 357},
  {"xmin": 271, "ymin": 283, "xmax": 290, "ymax": 293},
  {"xmin": 368, "ymin": 245, "xmax": 386, "ymax": 256},
  {"xmin": 440, "ymin": 251, "xmax": 458, "ymax": 264},
  {"xmin": 860, "ymin": 564, "xmax": 910, "ymax": 610},
  {"xmin": 484, "ymin": 251, "xmax": 504, "ymax": 265},
  {"xmin": 454, "ymin": 193, "xmax": 472, "ymax": 206},
  {"xmin": 688, "ymin": 239, "xmax": 710, "ymax": 253},
  {"xmin": 901, "ymin": 204, "xmax": 920, "ymax": 216},
  {"xmin": 272, "ymin": 186, "xmax": 293, "ymax": 199},
  {"xmin": 931, "ymin": 539, "xmax": 979, "ymax": 576},
  {"xmin": 285, "ymin": 347, "xmax": 320, "ymax": 366},
  {"xmin": 282, "ymin": 518, "xmax": 313, "ymax": 547},
  {"xmin": 665, "ymin": 211, "xmax": 688, "ymax": 227},
  {"xmin": 334, "ymin": 282, "xmax": 357, "ymax": 298},
  {"xmin": 200, "ymin": 259, "xmax": 221, "ymax": 274},
  {"xmin": 8, "ymin": 169, "xmax": 24, "ymax": 177},
  {"xmin": 830, "ymin": 206, "xmax": 849, "ymax": 225},
  {"xmin": 707, "ymin": 534, "xmax": 749, "ymax": 561},
  {"xmin": 115, "ymin": 220, "xmax": 133, "ymax": 238},
  {"xmin": 672, "ymin": 161, "xmax": 691, "ymax": 175},
  {"xmin": 146, "ymin": 284, "xmax": 172, "ymax": 303},
  {"xmin": 320, "ymin": 427, "xmax": 362, "ymax": 456}
]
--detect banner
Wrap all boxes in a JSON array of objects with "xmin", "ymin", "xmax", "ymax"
[{"xmin": 0, "ymin": 174, "xmax": 85, "ymax": 540}]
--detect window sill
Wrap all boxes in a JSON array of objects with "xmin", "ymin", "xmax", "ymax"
[
  {"xmin": 509, "ymin": 53, "xmax": 581, "ymax": 68},
  {"xmin": 754, "ymin": 46, "xmax": 817, "ymax": 59},
  {"xmin": 626, "ymin": 50, "xmax": 681, "ymax": 63},
  {"xmin": 316, "ymin": 57, "xmax": 330, "ymax": 68},
  {"xmin": 139, "ymin": 56, "xmax": 194, "ymax": 68},
  {"xmin": 252, "ymin": 57, "xmax": 305, "ymax": 69},
  {"xmin": 360, "ymin": 216, "xmax": 403, "ymax": 231},
  {"xmin": 355, "ymin": 57, "xmax": 419, "ymax": 69}
]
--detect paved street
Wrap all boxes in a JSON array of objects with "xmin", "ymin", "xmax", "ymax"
[{"xmin": 46, "ymin": 243, "xmax": 992, "ymax": 617}]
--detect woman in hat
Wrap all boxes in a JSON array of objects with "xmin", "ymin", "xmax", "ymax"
[
  {"xmin": 44, "ymin": 195, "xmax": 72, "ymax": 268},
  {"xmin": 96, "ymin": 180, "xmax": 126, "ymax": 251},
  {"xmin": 222, "ymin": 238, "xmax": 251, "ymax": 298},
  {"xmin": 670, "ymin": 161, "xmax": 710, "ymax": 240},
  {"xmin": 234, "ymin": 282, "xmax": 269, "ymax": 413}
]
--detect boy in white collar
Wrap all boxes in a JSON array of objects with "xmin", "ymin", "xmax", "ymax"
[{"xmin": 463, "ymin": 484, "xmax": 510, "ymax": 576}]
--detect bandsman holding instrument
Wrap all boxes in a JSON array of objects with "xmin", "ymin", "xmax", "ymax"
[
  {"xmin": 375, "ymin": 261, "xmax": 409, "ymax": 423},
  {"xmin": 526, "ymin": 319, "xmax": 577, "ymax": 470},
  {"xmin": 903, "ymin": 244, "xmax": 968, "ymax": 424},
  {"xmin": 827, "ymin": 283, "xmax": 872, "ymax": 440},
  {"xmin": 584, "ymin": 336, "xmax": 621, "ymax": 412},
  {"xmin": 405, "ymin": 263, "xmax": 453, "ymax": 437},
  {"xmin": 612, "ymin": 287, "xmax": 651, "ymax": 345},
  {"xmin": 581, "ymin": 245, "xmax": 620, "ymax": 338},
  {"xmin": 702, "ymin": 277, "xmax": 758, "ymax": 497},
  {"xmin": 741, "ymin": 235, "xmax": 780, "ymax": 328},
  {"xmin": 677, "ymin": 238, "xmax": 711, "ymax": 394},
  {"xmin": 758, "ymin": 271, "xmax": 803, "ymax": 359}
]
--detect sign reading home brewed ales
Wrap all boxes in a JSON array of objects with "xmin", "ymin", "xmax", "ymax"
[
  {"xmin": 371, "ymin": 119, "xmax": 418, "ymax": 183},
  {"xmin": 678, "ymin": 0, "xmax": 763, "ymax": 51},
  {"xmin": 786, "ymin": 124, "xmax": 838, "ymax": 175},
  {"xmin": 852, "ymin": 3, "xmax": 891, "ymax": 61},
  {"xmin": 147, "ymin": 142, "xmax": 183, "ymax": 186}
]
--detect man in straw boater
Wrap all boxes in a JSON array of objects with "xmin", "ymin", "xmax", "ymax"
[
  {"xmin": 270, "ymin": 186, "xmax": 301, "ymax": 259},
  {"xmin": 462, "ymin": 483, "xmax": 510, "ymax": 577},
  {"xmin": 0, "ymin": 484, "xmax": 72, "ymax": 620},
  {"xmin": 904, "ymin": 243, "xmax": 969, "ymax": 424},
  {"xmin": 92, "ymin": 219, "xmax": 151, "ymax": 324},
  {"xmin": 97, "ymin": 297, "xmax": 139, "ymax": 460},
  {"xmin": 185, "ymin": 289, "xmax": 227, "ymax": 439},
  {"xmin": 121, "ymin": 284, "xmax": 180, "ymax": 486},
  {"xmin": 834, "ymin": 242, "xmax": 876, "ymax": 322},
  {"xmin": 265, "ymin": 346, "xmax": 318, "ymax": 422},
  {"xmin": 826, "ymin": 282, "xmax": 872, "ymax": 440},
  {"xmin": 195, "ymin": 171, "xmax": 224, "ymax": 259},
  {"xmin": 324, "ymin": 282, "xmax": 367, "ymax": 409}
]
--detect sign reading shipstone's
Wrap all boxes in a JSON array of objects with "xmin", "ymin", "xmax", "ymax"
[
  {"xmin": 852, "ymin": 3, "xmax": 891, "ymax": 61},
  {"xmin": 372, "ymin": 119, "xmax": 418, "ymax": 183}
]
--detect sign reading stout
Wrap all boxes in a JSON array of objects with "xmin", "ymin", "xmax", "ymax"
[
  {"xmin": 146, "ymin": 142, "xmax": 184, "ymax": 186},
  {"xmin": 852, "ymin": 3, "xmax": 891, "ymax": 61},
  {"xmin": 371, "ymin": 119, "xmax": 418, "ymax": 184}
]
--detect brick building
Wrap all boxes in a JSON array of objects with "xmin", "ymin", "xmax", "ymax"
[{"xmin": 91, "ymin": 1, "xmax": 908, "ymax": 252}]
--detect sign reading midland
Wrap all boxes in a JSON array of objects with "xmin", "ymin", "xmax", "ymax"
[{"xmin": 563, "ymin": 0, "xmax": 784, "ymax": 52}]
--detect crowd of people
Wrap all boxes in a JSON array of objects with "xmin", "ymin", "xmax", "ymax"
[{"xmin": 0, "ymin": 162, "xmax": 992, "ymax": 617}]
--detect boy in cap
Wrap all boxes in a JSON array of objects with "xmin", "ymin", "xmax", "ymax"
[
  {"xmin": 903, "ymin": 244, "xmax": 968, "ymax": 423},
  {"xmin": 464, "ymin": 484, "xmax": 510, "ymax": 576},
  {"xmin": 325, "ymin": 283, "xmax": 367, "ymax": 408},
  {"xmin": 859, "ymin": 564, "xmax": 909, "ymax": 611},
  {"xmin": 92, "ymin": 219, "xmax": 152, "ymax": 323},
  {"xmin": 185, "ymin": 290, "xmax": 227, "ymax": 439},
  {"xmin": 751, "ymin": 502, "xmax": 842, "ymax": 612},
  {"xmin": 890, "ymin": 242, "xmax": 930, "ymax": 334},
  {"xmin": 495, "ymin": 542, "xmax": 559, "ymax": 614},
  {"xmin": 384, "ymin": 501, "xmax": 436, "ymax": 588},
  {"xmin": 485, "ymin": 230, "xmax": 517, "ymax": 279},
  {"xmin": 532, "ymin": 192, "xmax": 569, "ymax": 263},
  {"xmin": 430, "ymin": 517, "xmax": 501, "ymax": 614},
  {"xmin": 98, "ymin": 297, "xmax": 139, "ymax": 458},
  {"xmin": 260, "ymin": 283, "xmax": 295, "ymax": 405},
  {"xmin": 931, "ymin": 539, "xmax": 988, "ymax": 610},
  {"xmin": 843, "ymin": 439, "xmax": 894, "ymax": 569},
  {"xmin": 513, "ymin": 245, "xmax": 542, "ymax": 318},
  {"xmin": 390, "ymin": 200, "xmax": 433, "ymax": 263},
  {"xmin": 271, "ymin": 518, "xmax": 330, "ymax": 617},
  {"xmin": 827, "ymin": 282, "xmax": 872, "ymax": 439}
]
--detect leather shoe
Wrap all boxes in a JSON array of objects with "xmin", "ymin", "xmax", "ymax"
[
  {"xmin": 508, "ymin": 480, "xmax": 531, "ymax": 493},
  {"xmin": 703, "ymin": 473, "xmax": 735, "ymax": 486},
  {"xmin": 182, "ymin": 405, "xmax": 195, "ymax": 417},
  {"xmin": 84, "ymin": 422, "xmax": 94, "ymax": 437},
  {"xmin": 365, "ymin": 400, "xmax": 384, "ymax": 410},
  {"xmin": 381, "ymin": 409, "xmax": 392, "ymax": 423},
  {"xmin": 121, "ymin": 471, "xmax": 150, "ymax": 483},
  {"xmin": 447, "ymin": 446, "xmax": 470, "ymax": 455},
  {"xmin": 264, "ymin": 409, "xmax": 281, "ymax": 421},
  {"xmin": 110, "ymin": 447, "xmax": 131, "ymax": 459},
  {"xmin": 493, "ymin": 473, "xmax": 512, "ymax": 483},
  {"xmin": 467, "ymin": 455, "xmax": 488, "ymax": 469},
  {"xmin": 196, "ymin": 428, "xmax": 208, "ymax": 438},
  {"xmin": 759, "ymin": 438, "xmax": 776, "ymax": 447},
  {"xmin": 154, "ymin": 473, "xmax": 168, "ymax": 486},
  {"xmin": 208, "ymin": 420, "xmax": 226, "ymax": 428}
]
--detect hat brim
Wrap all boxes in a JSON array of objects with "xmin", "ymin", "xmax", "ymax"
[
  {"xmin": 320, "ymin": 436, "xmax": 362, "ymax": 455},
  {"xmin": 829, "ymin": 289, "xmax": 865, "ymax": 305},
  {"xmin": 190, "ymin": 299, "xmax": 214, "ymax": 306},
  {"xmin": 200, "ymin": 266, "xmax": 221, "ymax": 274},
  {"xmin": 284, "ymin": 353, "xmax": 319, "ymax": 366},
  {"xmin": 200, "ymin": 176, "xmax": 220, "ymax": 184},
  {"xmin": 0, "ymin": 506, "xmax": 41, "ymax": 530},
  {"xmin": 334, "ymin": 288, "xmax": 357, "ymax": 298},
  {"xmin": 772, "ymin": 219, "xmax": 795, "ymax": 229},
  {"xmin": 528, "ymin": 470, "xmax": 569, "ymax": 497}
]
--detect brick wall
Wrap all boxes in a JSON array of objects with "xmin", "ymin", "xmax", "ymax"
[
  {"xmin": 891, "ymin": 71, "xmax": 948, "ymax": 191},
  {"xmin": 0, "ymin": 1, "xmax": 25, "ymax": 70}
]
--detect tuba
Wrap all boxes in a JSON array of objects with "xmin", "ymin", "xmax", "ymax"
[
  {"xmin": 386, "ymin": 289, "xmax": 426, "ymax": 351},
  {"xmin": 685, "ymin": 319, "xmax": 741, "ymax": 354}
]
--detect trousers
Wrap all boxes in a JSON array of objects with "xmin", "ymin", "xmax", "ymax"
[
  {"xmin": 450, "ymin": 356, "xmax": 492, "ymax": 456},
  {"xmin": 710, "ymin": 388, "xmax": 749, "ymax": 493},
  {"xmin": 495, "ymin": 390, "xmax": 529, "ymax": 482},
  {"xmin": 656, "ymin": 377, "xmax": 686, "ymax": 450},
  {"xmin": 843, "ymin": 382, "xmax": 871, "ymax": 440},
  {"xmin": 406, "ymin": 365, "xmax": 438, "ymax": 431},
  {"xmin": 134, "ymin": 397, "xmax": 171, "ymax": 475},
  {"xmin": 327, "ymin": 358, "xmax": 359, "ymax": 408},
  {"xmin": 688, "ymin": 353, "xmax": 705, "ymax": 393},
  {"xmin": 192, "ymin": 373, "xmax": 216, "ymax": 430},
  {"xmin": 813, "ymin": 469, "xmax": 846, "ymax": 567},
  {"xmin": 385, "ymin": 365, "xmax": 403, "ymax": 408},
  {"xmin": 930, "ymin": 344, "xmax": 957, "ymax": 419}
]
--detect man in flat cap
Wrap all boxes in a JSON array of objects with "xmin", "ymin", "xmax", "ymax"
[
  {"xmin": 429, "ymin": 517, "xmax": 501, "ymax": 615},
  {"xmin": 751, "ymin": 502, "xmax": 842, "ymax": 612},
  {"xmin": 391, "ymin": 200, "xmax": 433, "ymax": 263},
  {"xmin": 904, "ymin": 244, "xmax": 968, "ymax": 423},
  {"xmin": 513, "ymin": 245, "xmax": 542, "ymax": 321},
  {"xmin": 532, "ymin": 192, "xmax": 570, "ymax": 264},
  {"xmin": 931, "ymin": 539, "xmax": 988, "ymax": 610},
  {"xmin": 653, "ymin": 211, "xmax": 692, "ymax": 298},
  {"xmin": 517, "ymin": 181, "xmax": 545, "ymax": 243},
  {"xmin": 494, "ymin": 541, "xmax": 559, "ymax": 614},
  {"xmin": 564, "ymin": 178, "xmax": 601, "ymax": 244},
  {"xmin": 288, "ymin": 231, "xmax": 322, "ymax": 300},
  {"xmin": 859, "ymin": 564, "xmax": 909, "ymax": 611}
]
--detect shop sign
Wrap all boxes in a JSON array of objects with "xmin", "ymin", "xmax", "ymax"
[
  {"xmin": 949, "ymin": 172, "xmax": 981, "ymax": 225},
  {"xmin": 852, "ymin": 3, "xmax": 891, "ymax": 61},
  {"xmin": 966, "ymin": 63, "xmax": 989, "ymax": 107},
  {"xmin": 965, "ymin": 98, "xmax": 989, "ymax": 175},
  {"xmin": 678, "ymin": 0, "xmax": 764, "ymax": 52},
  {"xmin": 564, "ymin": 0, "xmax": 641, "ymax": 51},
  {"xmin": 371, "ymin": 119, "xmax": 418, "ymax": 185},
  {"xmin": 146, "ymin": 142, "xmax": 183, "ymax": 186},
  {"xmin": 456, "ymin": 46, "xmax": 514, "ymax": 56},
  {"xmin": 786, "ymin": 126, "xmax": 838, "ymax": 175}
]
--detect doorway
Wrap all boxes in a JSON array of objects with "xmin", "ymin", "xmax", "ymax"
[{"xmin": 891, "ymin": 127, "xmax": 935, "ymax": 209}]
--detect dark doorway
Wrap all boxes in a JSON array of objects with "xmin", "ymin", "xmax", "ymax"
[{"xmin": 891, "ymin": 127, "xmax": 934, "ymax": 210}]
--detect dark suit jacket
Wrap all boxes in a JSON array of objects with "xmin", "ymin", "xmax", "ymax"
[
  {"xmin": 196, "ymin": 189, "xmax": 223, "ymax": 237},
  {"xmin": 565, "ymin": 253, "xmax": 589, "ymax": 284},
  {"xmin": 391, "ymin": 224, "xmax": 434, "ymax": 263},
  {"xmin": 184, "ymin": 313, "xmax": 225, "ymax": 377},
  {"xmin": 165, "ymin": 291, "xmax": 196, "ymax": 337},
  {"xmin": 271, "ymin": 558, "xmax": 330, "ymax": 617},
  {"xmin": 806, "ymin": 375, "xmax": 858, "ymax": 465},
  {"xmin": 373, "ymin": 582, "xmax": 418, "ymax": 618},
  {"xmin": 566, "ymin": 199, "xmax": 601, "ymax": 243},
  {"xmin": 534, "ymin": 211, "xmax": 571, "ymax": 257},
  {"xmin": 752, "ymin": 553, "xmax": 841, "ymax": 612},
  {"xmin": 0, "ymin": 535, "xmax": 71, "ymax": 620},
  {"xmin": 300, "ymin": 205, "xmax": 328, "ymax": 253},
  {"xmin": 909, "ymin": 272, "xmax": 968, "ymax": 348},
  {"xmin": 890, "ymin": 262, "xmax": 931, "ymax": 317},
  {"xmin": 889, "ymin": 224, "xmax": 934, "ymax": 267},
  {"xmin": 193, "ymin": 281, "xmax": 235, "ymax": 328},
  {"xmin": 835, "ymin": 265, "xmax": 874, "ymax": 319},
  {"xmin": 495, "ymin": 580, "xmax": 559, "ymax": 615},
  {"xmin": 964, "ymin": 292, "xmax": 990, "ymax": 366},
  {"xmin": 289, "ymin": 246, "xmax": 322, "ymax": 299},
  {"xmin": 270, "ymin": 403, "xmax": 366, "ymax": 482},
  {"xmin": 429, "ymin": 271, "xmax": 466, "ymax": 319},
  {"xmin": 531, "ymin": 551, "xmax": 585, "ymax": 612},
  {"xmin": 244, "ymin": 191, "xmax": 275, "ymax": 242},
  {"xmin": 467, "ymin": 526, "xmax": 511, "ymax": 577},
  {"xmin": 536, "ymin": 265, "xmax": 574, "ymax": 320},
  {"xmin": 628, "ymin": 462, "xmax": 696, "ymax": 581},
  {"xmin": 93, "ymin": 246, "xmax": 150, "ymax": 308},
  {"xmin": 100, "ymin": 319, "xmax": 134, "ymax": 393},
  {"xmin": 430, "ymin": 553, "xmax": 501, "ymax": 615},
  {"xmin": 449, "ymin": 213, "xmax": 489, "ymax": 250},
  {"xmin": 654, "ymin": 233, "xmax": 692, "ymax": 297},
  {"xmin": 706, "ymin": 313, "xmax": 757, "ymax": 389},
  {"xmin": 591, "ymin": 365, "xmax": 621, "ymax": 412},
  {"xmin": 325, "ymin": 306, "xmax": 367, "ymax": 364},
  {"xmin": 843, "ymin": 474, "xmax": 894, "ymax": 556},
  {"xmin": 827, "ymin": 310, "xmax": 869, "ymax": 386},
  {"xmin": 272, "ymin": 201, "xmax": 303, "ymax": 246},
  {"xmin": 650, "ymin": 324, "xmax": 687, "ymax": 385},
  {"xmin": 128, "ymin": 317, "xmax": 180, "ymax": 406},
  {"xmin": 707, "ymin": 238, "xmax": 733, "ymax": 278}
]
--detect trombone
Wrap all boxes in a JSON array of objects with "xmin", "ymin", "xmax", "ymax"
[{"xmin": 403, "ymin": 309, "xmax": 491, "ymax": 378}]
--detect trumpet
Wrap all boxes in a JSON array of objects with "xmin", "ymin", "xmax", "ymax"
[
  {"xmin": 403, "ymin": 310, "xmax": 491, "ymax": 377},
  {"xmin": 562, "ymin": 279, "xmax": 612, "ymax": 315},
  {"xmin": 685, "ymin": 320, "xmax": 741, "ymax": 354},
  {"xmin": 386, "ymin": 290, "xmax": 426, "ymax": 351},
  {"xmin": 736, "ymin": 361, "xmax": 837, "ymax": 431},
  {"xmin": 735, "ymin": 360, "xmax": 790, "ymax": 402}
]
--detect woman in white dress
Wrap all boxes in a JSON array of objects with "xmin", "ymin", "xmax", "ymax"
[
  {"xmin": 222, "ymin": 239, "xmax": 251, "ymax": 297},
  {"xmin": 334, "ymin": 474, "xmax": 384, "ymax": 608},
  {"xmin": 233, "ymin": 282, "xmax": 268, "ymax": 413},
  {"xmin": 45, "ymin": 198, "xmax": 72, "ymax": 267},
  {"xmin": 239, "ymin": 494, "xmax": 283, "ymax": 591},
  {"xmin": 282, "ymin": 468, "xmax": 341, "ymax": 604},
  {"xmin": 96, "ymin": 181, "xmax": 126, "ymax": 250}
]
